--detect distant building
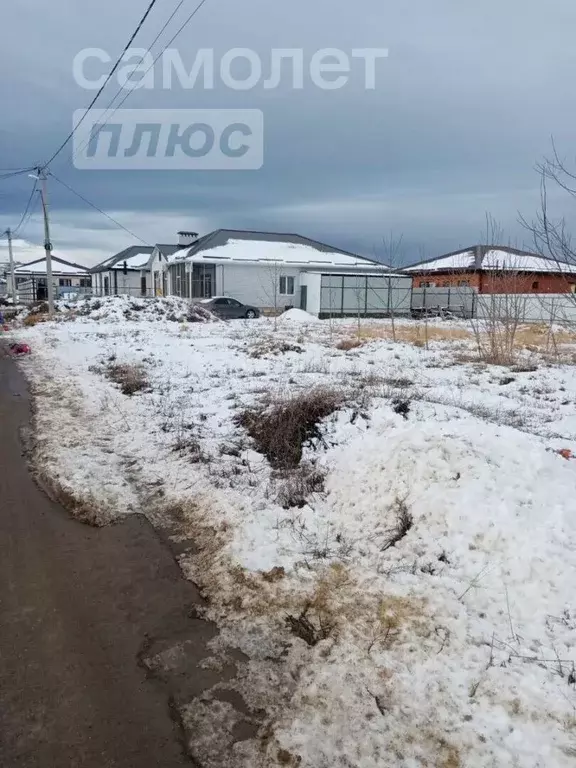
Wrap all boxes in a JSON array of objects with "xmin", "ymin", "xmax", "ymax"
[
  {"xmin": 159, "ymin": 229, "xmax": 406, "ymax": 316},
  {"xmin": 14, "ymin": 256, "xmax": 92, "ymax": 302},
  {"xmin": 91, "ymin": 241, "xmax": 183, "ymax": 297},
  {"xmin": 405, "ymin": 245, "xmax": 576, "ymax": 293}
]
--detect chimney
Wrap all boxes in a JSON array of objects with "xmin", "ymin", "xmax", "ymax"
[
  {"xmin": 473, "ymin": 245, "xmax": 483, "ymax": 269},
  {"xmin": 178, "ymin": 230, "xmax": 199, "ymax": 247}
]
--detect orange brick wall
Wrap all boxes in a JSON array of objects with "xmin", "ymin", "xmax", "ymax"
[{"xmin": 412, "ymin": 271, "xmax": 576, "ymax": 294}]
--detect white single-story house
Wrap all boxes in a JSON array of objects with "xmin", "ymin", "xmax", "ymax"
[
  {"xmin": 13, "ymin": 255, "xmax": 92, "ymax": 303},
  {"xmin": 159, "ymin": 229, "xmax": 412, "ymax": 316},
  {"xmin": 92, "ymin": 240, "xmax": 185, "ymax": 297},
  {"xmin": 91, "ymin": 246, "xmax": 155, "ymax": 296}
]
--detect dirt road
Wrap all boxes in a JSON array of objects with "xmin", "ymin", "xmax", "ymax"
[{"xmin": 0, "ymin": 354, "xmax": 199, "ymax": 767}]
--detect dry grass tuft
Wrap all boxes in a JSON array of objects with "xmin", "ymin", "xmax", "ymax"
[
  {"xmin": 381, "ymin": 497, "xmax": 414, "ymax": 550},
  {"xmin": 236, "ymin": 387, "xmax": 345, "ymax": 469},
  {"xmin": 351, "ymin": 324, "xmax": 472, "ymax": 345},
  {"xmin": 105, "ymin": 362, "xmax": 149, "ymax": 395},
  {"xmin": 23, "ymin": 313, "xmax": 50, "ymax": 327},
  {"xmin": 275, "ymin": 463, "xmax": 326, "ymax": 508},
  {"xmin": 336, "ymin": 337, "xmax": 365, "ymax": 351},
  {"xmin": 249, "ymin": 339, "xmax": 304, "ymax": 358}
]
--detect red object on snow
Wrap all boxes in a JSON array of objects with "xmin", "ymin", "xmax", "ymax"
[
  {"xmin": 558, "ymin": 448, "xmax": 573, "ymax": 460},
  {"xmin": 9, "ymin": 343, "xmax": 31, "ymax": 356},
  {"xmin": 2, "ymin": 325, "xmax": 9, "ymax": 331}
]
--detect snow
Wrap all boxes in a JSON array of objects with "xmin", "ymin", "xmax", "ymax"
[
  {"xmin": 110, "ymin": 252, "xmax": 152, "ymax": 270},
  {"xmin": 482, "ymin": 249, "xmax": 576, "ymax": 273},
  {"xmin": 11, "ymin": 310, "xmax": 576, "ymax": 767},
  {"xmin": 176, "ymin": 238, "xmax": 381, "ymax": 269},
  {"xmin": 0, "ymin": 239, "xmax": 88, "ymax": 274},
  {"xmin": 14, "ymin": 257, "xmax": 89, "ymax": 276},
  {"xmin": 406, "ymin": 248, "xmax": 576, "ymax": 274},
  {"xmin": 277, "ymin": 307, "xmax": 321, "ymax": 324},
  {"xmin": 55, "ymin": 295, "xmax": 219, "ymax": 323}
]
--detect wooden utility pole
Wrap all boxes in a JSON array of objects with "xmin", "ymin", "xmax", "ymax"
[
  {"xmin": 6, "ymin": 228, "xmax": 16, "ymax": 303},
  {"xmin": 37, "ymin": 168, "xmax": 54, "ymax": 315}
]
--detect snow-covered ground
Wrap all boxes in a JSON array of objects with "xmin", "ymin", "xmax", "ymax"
[{"xmin": 10, "ymin": 297, "xmax": 576, "ymax": 767}]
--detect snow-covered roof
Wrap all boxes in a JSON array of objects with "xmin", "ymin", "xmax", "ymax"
[
  {"xmin": 0, "ymin": 238, "xmax": 92, "ymax": 271},
  {"xmin": 92, "ymin": 246, "xmax": 155, "ymax": 272},
  {"xmin": 173, "ymin": 237, "xmax": 384, "ymax": 269},
  {"xmin": 405, "ymin": 246, "xmax": 576, "ymax": 275},
  {"xmin": 14, "ymin": 256, "xmax": 90, "ymax": 276},
  {"xmin": 110, "ymin": 252, "xmax": 151, "ymax": 270}
]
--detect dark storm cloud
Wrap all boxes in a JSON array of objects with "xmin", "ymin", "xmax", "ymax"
[{"xmin": 1, "ymin": 0, "xmax": 576, "ymax": 262}]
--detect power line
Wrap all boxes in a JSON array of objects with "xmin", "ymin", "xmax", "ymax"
[
  {"xmin": 11, "ymin": 178, "xmax": 39, "ymax": 237},
  {"xmin": 0, "ymin": 167, "xmax": 35, "ymax": 181},
  {"xmin": 43, "ymin": 0, "xmax": 162, "ymax": 169},
  {"xmin": 74, "ymin": 0, "xmax": 210, "ymax": 160},
  {"xmin": 84, "ymin": 0, "xmax": 189, "ymax": 136},
  {"xmin": 48, "ymin": 171, "xmax": 151, "ymax": 245},
  {"xmin": 15, "ymin": 186, "xmax": 40, "ymax": 239}
]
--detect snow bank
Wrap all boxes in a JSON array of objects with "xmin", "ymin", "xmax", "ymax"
[
  {"xmin": 59, "ymin": 295, "xmax": 219, "ymax": 323},
  {"xmin": 13, "ymin": 313, "xmax": 576, "ymax": 767},
  {"xmin": 277, "ymin": 308, "xmax": 320, "ymax": 324}
]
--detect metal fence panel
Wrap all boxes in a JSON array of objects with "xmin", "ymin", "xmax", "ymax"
[{"xmin": 319, "ymin": 274, "xmax": 412, "ymax": 317}]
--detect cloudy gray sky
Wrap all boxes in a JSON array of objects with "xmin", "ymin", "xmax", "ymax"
[{"xmin": 1, "ymin": 0, "xmax": 575, "ymax": 265}]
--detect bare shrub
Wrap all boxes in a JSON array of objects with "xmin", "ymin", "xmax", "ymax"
[
  {"xmin": 336, "ymin": 337, "xmax": 365, "ymax": 351},
  {"xmin": 392, "ymin": 398, "xmax": 411, "ymax": 420},
  {"xmin": 236, "ymin": 387, "xmax": 344, "ymax": 469},
  {"xmin": 275, "ymin": 462, "xmax": 326, "ymax": 508},
  {"xmin": 285, "ymin": 605, "xmax": 333, "ymax": 646},
  {"xmin": 276, "ymin": 511, "xmax": 353, "ymax": 562},
  {"xmin": 173, "ymin": 434, "xmax": 209, "ymax": 463},
  {"xmin": 383, "ymin": 376, "xmax": 413, "ymax": 388},
  {"xmin": 105, "ymin": 363, "xmax": 149, "ymax": 395},
  {"xmin": 381, "ymin": 497, "xmax": 414, "ymax": 551}
]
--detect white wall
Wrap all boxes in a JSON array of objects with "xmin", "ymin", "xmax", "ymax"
[
  {"xmin": 218, "ymin": 263, "xmax": 301, "ymax": 309},
  {"xmin": 94, "ymin": 269, "xmax": 147, "ymax": 295},
  {"xmin": 476, "ymin": 294, "xmax": 576, "ymax": 325},
  {"xmin": 299, "ymin": 273, "xmax": 321, "ymax": 315}
]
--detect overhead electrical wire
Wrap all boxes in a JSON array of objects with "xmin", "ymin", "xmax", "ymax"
[
  {"xmin": 11, "ymin": 177, "xmax": 39, "ymax": 237},
  {"xmin": 49, "ymin": 171, "xmax": 152, "ymax": 245},
  {"xmin": 73, "ymin": 0, "xmax": 210, "ymax": 159},
  {"xmin": 43, "ymin": 0, "xmax": 162, "ymax": 169},
  {"xmin": 9, "ymin": 0, "xmax": 212, "ymax": 252},
  {"xmin": 81, "ymin": 0, "xmax": 189, "ymax": 136}
]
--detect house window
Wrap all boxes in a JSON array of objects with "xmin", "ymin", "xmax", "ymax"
[
  {"xmin": 140, "ymin": 276, "xmax": 147, "ymax": 296},
  {"xmin": 458, "ymin": 280, "xmax": 469, "ymax": 287},
  {"xmin": 59, "ymin": 278, "xmax": 72, "ymax": 287},
  {"xmin": 420, "ymin": 281, "xmax": 435, "ymax": 288},
  {"xmin": 279, "ymin": 275, "xmax": 295, "ymax": 295},
  {"xmin": 532, "ymin": 281, "xmax": 539, "ymax": 291},
  {"xmin": 79, "ymin": 278, "xmax": 91, "ymax": 288}
]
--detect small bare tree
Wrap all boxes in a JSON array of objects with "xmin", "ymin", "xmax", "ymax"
[
  {"xmin": 258, "ymin": 260, "xmax": 282, "ymax": 331},
  {"xmin": 365, "ymin": 232, "xmax": 405, "ymax": 342},
  {"xmin": 520, "ymin": 140, "xmax": 576, "ymax": 308},
  {"xmin": 465, "ymin": 218, "xmax": 529, "ymax": 364}
]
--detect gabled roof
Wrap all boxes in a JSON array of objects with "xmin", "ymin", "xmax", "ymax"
[
  {"xmin": 405, "ymin": 245, "xmax": 576, "ymax": 275},
  {"xmin": 155, "ymin": 244, "xmax": 180, "ymax": 257},
  {"xmin": 91, "ymin": 246, "xmax": 154, "ymax": 273},
  {"xmin": 14, "ymin": 255, "xmax": 91, "ymax": 276},
  {"xmin": 169, "ymin": 229, "xmax": 383, "ymax": 268}
]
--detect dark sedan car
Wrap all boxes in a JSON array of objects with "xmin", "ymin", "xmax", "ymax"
[{"xmin": 198, "ymin": 296, "xmax": 261, "ymax": 319}]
